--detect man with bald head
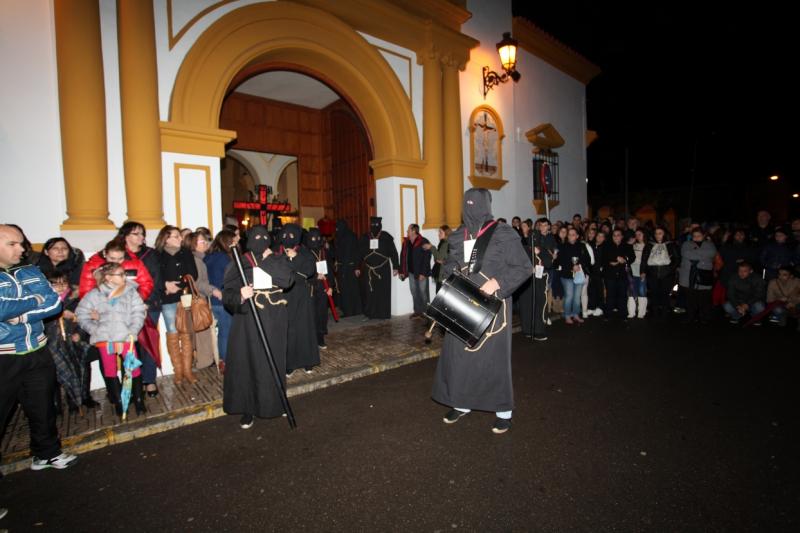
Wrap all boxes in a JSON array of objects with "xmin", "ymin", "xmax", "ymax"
[{"xmin": 0, "ymin": 225, "xmax": 77, "ymax": 470}]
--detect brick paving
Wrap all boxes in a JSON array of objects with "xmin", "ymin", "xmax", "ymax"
[{"xmin": 0, "ymin": 314, "xmax": 443, "ymax": 475}]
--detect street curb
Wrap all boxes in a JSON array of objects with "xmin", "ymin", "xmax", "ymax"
[{"xmin": 0, "ymin": 346, "xmax": 441, "ymax": 476}]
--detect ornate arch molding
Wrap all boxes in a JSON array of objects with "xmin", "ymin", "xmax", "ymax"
[{"xmin": 164, "ymin": 1, "xmax": 421, "ymax": 177}]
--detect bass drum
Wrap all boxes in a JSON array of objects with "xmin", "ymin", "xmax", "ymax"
[{"xmin": 424, "ymin": 273, "xmax": 502, "ymax": 348}]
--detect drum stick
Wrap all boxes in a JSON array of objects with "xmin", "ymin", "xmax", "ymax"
[{"xmin": 424, "ymin": 320, "xmax": 436, "ymax": 343}]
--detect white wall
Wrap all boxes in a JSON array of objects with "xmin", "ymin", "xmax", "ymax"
[
  {"xmin": 461, "ymin": 0, "xmax": 588, "ymax": 223},
  {"xmin": 0, "ymin": 0, "xmax": 66, "ymax": 243}
]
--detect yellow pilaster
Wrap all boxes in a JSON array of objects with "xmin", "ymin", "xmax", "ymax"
[
  {"xmin": 442, "ymin": 59, "xmax": 464, "ymax": 229},
  {"xmin": 54, "ymin": 0, "xmax": 115, "ymax": 230},
  {"xmin": 118, "ymin": 0, "xmax": 165, "ymax": 228},
  {"xmin": 422, "ymin": 52, "xmax": 445, "ymax": 229}
]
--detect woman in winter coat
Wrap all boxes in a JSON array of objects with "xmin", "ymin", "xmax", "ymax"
[
  {"xmin": 154, "ymin": 225, "xmax": 198, "ymax": 384},
  {"xmin": 425, "ymin": 225, "xmax": 451, "ymax": 294},
  {"xmin": 586, "ymin": 230, "xmax": 606, "ymax": 316},
  {"xmin": 642, "ymin": 226, "xmax": 679, "ymax": 317},
  {"xmin": 79, "ymin": 239, "xmax": 153, "ymax": 301},
  {"xmin": 580, "ymin": 227, "xmax": 598, "ymax": 318},
  {"xmin": 679, "ymin": 228, "xmax": 717, "ymax": 324},
  {"xmin": 185, "ymin": 231, "xmax": 218, "ymax": 370},
  {"xmin": 556, "ymin": 228, "xmax": 592, "ymax": 324},
  {"xmin": 628, "ymin": 229, "xmax": 649, "ymax": 318},
  {"xmin": 36, "ymin": 237, "xmax": 85, "ymax": 289},
  {"xmin": 76, "ymin": 262, "xmax": 146, "ymax": 416}
]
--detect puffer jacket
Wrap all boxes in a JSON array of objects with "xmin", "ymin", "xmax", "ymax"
[
  {"xmin": 79, "ymin": 252, "xmax": 153, "ymax": 301},
  {"xmin": 0, "ymin": 264, "xmax": 62, "ymax": 354},
  {"xmin": 75, "ymin": 281, "xmax": 146, "ymax": 345}
]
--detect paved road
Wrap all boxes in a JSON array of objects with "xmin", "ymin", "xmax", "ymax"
[{"xmin": 1, "ymin": 318, "xmax": 798, "ymax": 531}]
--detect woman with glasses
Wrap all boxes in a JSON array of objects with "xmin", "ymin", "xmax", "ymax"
[{"xmin": 117, "ymin": 221, "xmax": 162, "ymax": 397}]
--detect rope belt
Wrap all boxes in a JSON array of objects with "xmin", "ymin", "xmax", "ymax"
[
  {"xmin": 364, "ymin": 250, "xmax": 390, "ymax": 292},
  {"xmin": 253, "ymin": 288, "xmax": 288, "ymax": 308},
  {"xmin": 461, "ymin": 270, "xmax": 508, "ymax": 353}
]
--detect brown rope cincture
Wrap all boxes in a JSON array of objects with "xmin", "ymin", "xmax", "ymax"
[
  {"xmin": 253, "ymin": 288, "xmax": 288, "ymax": 308},
  {"xmin": 465, "ymin": 272, "xmax": 507, "ymax": 353},
  {"xmin": 363, "ymin": 250, "xmax": 390, "ymax": 292}
]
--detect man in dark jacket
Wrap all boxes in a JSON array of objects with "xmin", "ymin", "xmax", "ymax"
[
  {"xmin": 760, "ymin": 227, "xmax": 795, "ymax": 281},
  {"xmin": 602, "ymin": 229, "xmax": 635, "ymax": 318},
  {"xmin": 719, "ymin": 228, "xmax": 758, "ymax": 287},
  {"xmin": 0, "ymin": 225, "xmax": 78, "ymax": 471},
  {"xmin": 723, "ymin": 262, "xmax": 766, "ymax": 323},
  {"xmin": 399, "ymin": 224, "xmax": 431, "ymax": 318}
]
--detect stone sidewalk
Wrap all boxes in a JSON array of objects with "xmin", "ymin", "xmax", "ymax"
[{"xmin": 1, "ymin": 315, "xmax": 444, "ymax": 475}]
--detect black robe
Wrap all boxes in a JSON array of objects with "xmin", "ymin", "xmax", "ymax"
[
  {"xmin": 431, "ymin": 223, "xmax": 531, "ymax": 412},
  {"xmin": 222, "ymin": 253, "xmax": 293, "ymax": 419},
  {"xmin": 359, "ymin": 231, "xmax": 399, "ymax": 319},
  {"xmin": 284, "ymin": 246, "xmax": 321, "ymax": 371},
  {"xmin": 518, "ymin": 232, "xmax": 554, "ymax": 337},
  {"xmin": 333, "ymin": 225, "xmax": 362, "ymax": 317},
  {"xmin": 309, "ymin": 247, "xmax": 335, "ymax": 345}
]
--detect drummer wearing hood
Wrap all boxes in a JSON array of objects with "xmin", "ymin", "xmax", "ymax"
[
  {"xmin": 221, "ymin": 225, "xmax": 294, "ymax": 429},
  {"xmin": 431, "ymin": 188, "xmax": 531, "ymax": 434}
]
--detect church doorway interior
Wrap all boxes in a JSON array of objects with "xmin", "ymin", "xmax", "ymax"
[{"xmin": 219, "ymin": 70, "xmax": 375, "ymax": 236}]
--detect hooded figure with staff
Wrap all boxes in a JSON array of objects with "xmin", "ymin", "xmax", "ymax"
[{"xmin": 222, "ymin": 225, "xmax": 295, "ymax": 429}]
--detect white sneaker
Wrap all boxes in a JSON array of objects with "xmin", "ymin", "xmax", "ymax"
[
  {"xmin": 594, "ymin": 308, "xmax": 604, "ymax": 317},
  {"xmin": 31, "ymin": 452, "xmax": 77, "ymax": 471}
]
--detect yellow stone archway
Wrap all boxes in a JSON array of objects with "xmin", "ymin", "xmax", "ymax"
[{"xmin": 164, "ymin": 1, "xmax": 422, "ymax": 177}]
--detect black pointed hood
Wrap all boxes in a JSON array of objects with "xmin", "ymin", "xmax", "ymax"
[
  {"xmin": 462, "ymin": 188, "xmax": 493, "ymax": 235},
  {"xmin": 369, "ymin": 217, "xmax": 382, "ymax": 237},
  {"xmin": 280, "ymin": 223, "xmax": 302, "ymax": 248},
  {"xmin": 305, "ymin": 227, "xmax": 323, "ymax": 250},
  {"xmin": 247, "ymin": 225, "xmax": 272, "ymax": 256}
]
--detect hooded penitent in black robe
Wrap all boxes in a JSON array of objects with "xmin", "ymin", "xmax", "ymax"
[
  {"xmin": 359, "ymin": 217, "xmax": 399, "ymax": 319},
  {"xmin": 518, "ymin": 229, "xmax": 554, "ymax": 338},
  {"xmin": 305, "ymin": 228, "xmax": 335, "ymax": 346},
  {"xmin": 223, "ymin": 226, "xmax": 294, "ymax": 419},
  {"xmin": 279, "ymin": 224, "xmax": 321, "ymax": 372},
  {"xmin": 431, "ymin": 189, "xmax": 531, "ymax": 413},
  {"xmin": 333, "ymin": 219, "xmax": 362, "ymax": 317}
]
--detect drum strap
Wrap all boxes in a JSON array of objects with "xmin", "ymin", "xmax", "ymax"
[{"xmin": 465, "ymin": 221, "xmax": 498, "ymax": 274}]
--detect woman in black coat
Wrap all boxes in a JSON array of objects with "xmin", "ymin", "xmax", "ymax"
[
  {"xmin": 556, "ymin": 228, "xmax": 592, "ymax": 324},
  {"xmin": 642, "ymin": 226, "xmax": 679, "ymax": 317}
]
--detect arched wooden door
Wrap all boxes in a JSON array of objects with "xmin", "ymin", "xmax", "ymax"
[{"xmin": 328, "ymin": 107, "xmax": 374, "ymax": 237}]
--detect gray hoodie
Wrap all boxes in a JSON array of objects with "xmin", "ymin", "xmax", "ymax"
[{"xmin": 76, "ymin": 281, "xmax": 146, "ymax": 345}]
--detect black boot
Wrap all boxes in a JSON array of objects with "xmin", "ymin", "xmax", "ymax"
[
  {"xmin": 104, "ymin": 376, "xmax": 123, "ymax": 417},
  {"xmin": 132, "ymin": 376, "xmax": 147, "ymax": 415}
]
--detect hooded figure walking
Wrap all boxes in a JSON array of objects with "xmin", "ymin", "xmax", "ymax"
[
  {"xmin": 431, "ymin": 188, "xmax": 531, "ymax": 434},
  {"xmin": 305, "ymin": 228, "xmax": 335, "ymax": 349},
  {"xmin": 358, "ymin": 217, "xmax": 399, "ymax": 320},
  {"xmin": 332, "ymin": 220, "xmax": 362, "ymax": 317},
  {"xmin": 279, "ymin": 224, "xmax": 321, "ymax": 375},
  {"xmin": 222, "ymin": 225, "xmax": 294, "ymax": 429}
]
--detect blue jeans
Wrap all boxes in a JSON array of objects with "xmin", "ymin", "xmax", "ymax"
[
  {"xmin": 409, "ymin": 276, "xmax": 430, "ymax": 315},
  {"xmin": 161, "ymin": 303, "xmax": 179, "ymax": 334},
  {"xmin": 561, "ymin": 278, "xmax": 582, "ymax": 318},
  {"xmin": 211, "ymin": 304, "xmax": 232, "ymax": 361},
  {"xmin": 723, "ymin": 301, "xmax": 765, "ymax": 319},
  {"xmin": 631, "ymin": 276, "xmax": 647, "ymax": 297}
]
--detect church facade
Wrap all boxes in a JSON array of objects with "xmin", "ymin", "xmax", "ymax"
[{"xmin": 1, "ymin": 0, "xmax": 598, "ymax": 315}]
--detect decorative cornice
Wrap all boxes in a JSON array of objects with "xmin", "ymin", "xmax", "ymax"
[
  {"xmin": 526, "ymin": 123, "xmax": 565, "ymax": 151},
  {"xmin": 512, "ymin": 17, "xmax": 601, "ymax": 85},
  {"xmin": 468, "ymin": 175, "xmax": 508, "ymax": 190},
  {"xmin": 390, "ymin": 0, "xmax": 472, "ymax": 31},
  {"xmin": 370, "ymin": 157, "xmax": 426, "ymax": 180},
  {"xmin": 292, "ymin": 0, "xmax": 477, "ymax": 70},
  {"xmin": 160, "ymin": 121, "xmax": 237, "ymax": 157}
]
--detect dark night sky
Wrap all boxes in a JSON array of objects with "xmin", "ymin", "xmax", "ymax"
[{"xmin": 512, "ymin": 1, "xmax": 798, "ymax": 221}]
